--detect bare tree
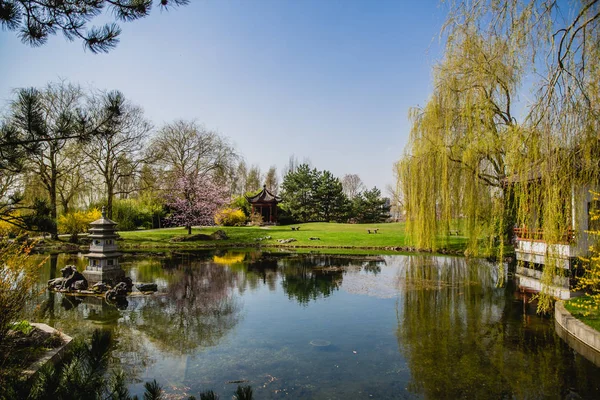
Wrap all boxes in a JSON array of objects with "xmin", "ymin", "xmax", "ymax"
[
  {"xmin": 245, "ymin": 165, "xmax": 262, "ymax": 193},
  {"xmin": 150, "ymin": 120, "xmax": 237, "ymax": 184},
  {"xmin": 265, "ymin": 165, "xmax": 279, "ymax": 194},
  {"xmin": 82, "ymin": 91, "xmax": 152, "ymax": 218},
  {"xmin": 341, "ymin": 174, "xmax": 365, "ymax": 200}
]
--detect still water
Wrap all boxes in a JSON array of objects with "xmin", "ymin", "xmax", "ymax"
[{"xmin": 30, "ymin": 251, "xmax": 600, "ymax": 399}]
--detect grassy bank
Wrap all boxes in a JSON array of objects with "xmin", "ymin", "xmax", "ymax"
[
  {"xmin": 564, "ymin": 295, "xmax": 600, "ymax": 332},
  {"xmin": 116, "ymin": 222, "xmax": 468, "ymax": 253}
]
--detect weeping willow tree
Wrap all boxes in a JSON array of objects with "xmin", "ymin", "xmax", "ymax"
[{"xmin": 399, "ymin": 0, "xmax": 600, "ymax": 312}]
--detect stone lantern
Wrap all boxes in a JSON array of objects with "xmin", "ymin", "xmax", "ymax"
[{"xmin": 82, "ymin": 207, "xmax": 124, "ymax": 285}]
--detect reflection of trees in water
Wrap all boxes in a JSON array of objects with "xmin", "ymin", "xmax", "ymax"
[
  {"xmin": 277, "ymin": 255, "xmax": 385, "ymax": 305},
  {"xmin": 396, "ymin": 256, "xmax": 600, "ymax": 398},
  {"xmin": 129, "ymin": 260, "xmax": 241, "ymax": 354}
]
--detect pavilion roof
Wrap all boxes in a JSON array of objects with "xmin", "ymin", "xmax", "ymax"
[{"xmin": 245, "ymin": 185, "xmax": 281, "ymax": 203}]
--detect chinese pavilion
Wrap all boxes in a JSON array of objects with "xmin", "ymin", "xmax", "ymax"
[
  {"xmin": 245, "ymin": 185, "xmax": 281, "ymax": 224},
  {"xmin": 82, "ymin": 207, "xmax": 124, "ymax": 285}
]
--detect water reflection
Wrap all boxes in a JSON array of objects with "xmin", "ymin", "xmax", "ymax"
[
  {"xmin": 396, "ymin": 256, "xmax": 600, "ymax": 399},
  {"xmin": 25, "ymin": 251, "xmax": 600, "ymax": 399}
]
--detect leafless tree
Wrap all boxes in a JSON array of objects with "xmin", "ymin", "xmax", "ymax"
[
  {"xmin": 82, "ymin": 91, "xmax": 152, "ymax": 218},
  {"xmin": 150, "ymin": 120, "xmax": 237, "ymax": 185},
  {"xmin": 341, "ymin": 174, "xmax": 365, "ymax": 200},
  {"xmin": 265, "ymin": 165, "xmax": 279, "ymax": 194}
]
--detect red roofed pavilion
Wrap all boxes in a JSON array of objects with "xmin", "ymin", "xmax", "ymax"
[{"xmin": 245, "ymin": 185, "xmax": 281, "ymax": 224}]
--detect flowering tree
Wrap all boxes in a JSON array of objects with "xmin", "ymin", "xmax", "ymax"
[{"xmin": 165, "ymin": 174, "xmax": 228, "ymax": 234}]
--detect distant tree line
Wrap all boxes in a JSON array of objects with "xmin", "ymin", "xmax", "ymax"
[{"xmin": 0, "ymin": 81, "xmax": 391, "ymax": 238}]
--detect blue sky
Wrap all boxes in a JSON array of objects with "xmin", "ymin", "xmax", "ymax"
[{"xmin": 0, "ymin": 0, "xmax": 446, "ymax": 193}]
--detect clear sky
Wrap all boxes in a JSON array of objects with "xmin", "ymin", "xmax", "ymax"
[{"xmin": 0, "ymin": 0, "xmax": 446, "ymax": 193}]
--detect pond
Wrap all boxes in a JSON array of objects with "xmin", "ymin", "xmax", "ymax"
[{"xmin": 29, "ymin": 251, "xmax": 600, "ymax": 399}]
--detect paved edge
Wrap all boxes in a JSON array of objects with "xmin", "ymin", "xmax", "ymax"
[
  {"xmin": 22, "ymin": 323, "xmax": 73, "ymax": 380},
  {"xmin": 555, "ymin": 301, "xmax": 600, "ymax": 354}
]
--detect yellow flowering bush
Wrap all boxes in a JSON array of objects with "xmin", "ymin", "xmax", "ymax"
[
  {"xmin": 57, "ymin": 208, "xmax": 101, "ymax": 243},
  {"xmin": 214, "ymin": 208, "xmax": 247, "ymax": 227}
]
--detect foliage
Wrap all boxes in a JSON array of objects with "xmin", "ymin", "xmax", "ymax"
[
  {"xmin": 352, "ymin": 187, "xmax": 390, "ymax": 223},
  {"xmin": 0, "ymin": 239, "xmax": 42, "ymax": 350},
  {"xmin": 280, "ymin": 164, "xmax": 318, "ymax": 223},
  {"xmin": 57, "ymin": 208, "xmax": 101, "ymax": 243},
  {"xmin": 22, "ymin": 198, "xmax": 56, "ymax": 234},
  {"xmin": 281, "ymin": 164, "xmax": 349, "ymax": 223},
  {"xmin": 249, "ymin": 212, "xmax": 264, "ymax": 226},
  {"xmin": 233, "ymin": 385, "xmax": 253, "ymax": 400},
  {"xmin": 165, "ymin": 174, "xmax": 228, "ymax": 234},
  {"xmin": 0, "ymin": 0, "xmax": 189, "ymax": 53},
  {"xmin": 396, "ymin": 0, "xmax": 600, "ymax": 312},
  {"xmin": 0, "ymin": 216, "xmax": 21, "ymax": 238},
  {"xmin": 111, "ymin": 199, "xmax": 155, "ymax": 231},
  {"xmin": 576, "ymin": 191, "xmax": 600, "ymax": 311},
  {"xmin": 229, "ymin": 195, "xmax": 252, "ymax": 217},
  {"xmin": 564, "ymin": 295, "xmax": 600, "ymax": 332},
  {"xmin": 11, "ymin": 320, "xmax": 34, "ymax": 335},
  {"xmin": 214, "ymin": 208, "xmax": 247, "ymax": 227},
  {"xmin": 314, "ymin": 170, "xmax": 349, "ymax": 222}
]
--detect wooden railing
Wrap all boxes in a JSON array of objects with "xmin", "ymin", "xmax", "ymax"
[{"xmin": 513, "ymin": 227, "xmax": 575, "ymax": 244}]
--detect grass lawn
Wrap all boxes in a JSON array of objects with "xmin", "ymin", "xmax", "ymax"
[
  {"xmin": 564, "ymin": 295, "xmax": 600, "ymax": 332},
  {"xmin": 117, "ymin": 222, "xmax": 468, "ymax": 253}
]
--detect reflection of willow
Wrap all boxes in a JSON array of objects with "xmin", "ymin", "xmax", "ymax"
[
  {"xmin": 130, "ymin": 261, "xmax": 240, "ymax": 354},
  {"xmin": 397, "ymin": 256, "xmax": 600, "ymax": 398}
]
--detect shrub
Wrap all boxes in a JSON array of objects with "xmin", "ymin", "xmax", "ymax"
[
  {"xmin": 0, "ymin": 240, "xmax": 42, "ymax": 350},
  {"xmin": 249, "ymin": 212, "xmax": 263, "ymax": 226},
  {"xmin": 0, "ymin": 217, "xmax": 21, "ymax": 238},
  {"xmin": 57, "ymin": 208, "xmax": 101, "ymax": 243},
  {"xmin": 214, "ymin": 208, "xmax": 247, "ymax": 226}
]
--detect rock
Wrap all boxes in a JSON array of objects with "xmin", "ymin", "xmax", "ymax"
[
  {"xmin": 309, "ymin": 237, "xmax": 320, "ymax": 240},
  {"xmin": 171, "ymin": 233, "xmax": 212, "ymax": 242},
  {"xmin": 48, "ymin": 277, "xmax": 66, "ymax": 290},
  {"xmin": 210, "ymin": 230, "xmax": 229, "ymax": 240},
  {"xmin": 91, "ymin": 282, "xmax": 109, "ymax": 293},
  {"xmin": 72, "ymin": 280, "xmax": 88, "ymax": 290},
  {"xmin": 106, "ymin": 282, "xmax": 128, "ymax": 301},
  {"xmin": 48, "ymin": 265, "xmax": 87, "ymax": 291},
  {"xmin": 136, "ymin": 283, "xmax": 158, "ymax": 292},
  {"xmin": 277, "ymin": 238, "xmax": 297, "ymax": 244},
  {"xmin": 117, "ymin": 276, "xmax": 134, "ymax": 292}
]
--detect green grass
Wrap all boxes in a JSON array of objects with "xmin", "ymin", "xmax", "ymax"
[
  {"xmin": 564, "ymin": 295, "xmax": 600, "ymax": 332},
  {"xmin": 117, "ymin": 222, "xmax": 468, "ymax": 253}
]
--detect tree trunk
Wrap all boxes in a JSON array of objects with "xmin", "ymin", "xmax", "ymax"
[
  {"xmin": 107, "ymin": 181, "xmax": 114, "ymax": 219},
  {"xmin": 187, "ymin": 225, "xmax": 192, "ymax": 235},
  {"xmin": 49, "ymin": 176, "xmax": 59, "ymax": 240}
]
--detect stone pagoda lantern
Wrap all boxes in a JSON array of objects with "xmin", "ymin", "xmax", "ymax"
[{"xmin": 83, "ymin": 207, "xmax": 124, "ymax": 285}]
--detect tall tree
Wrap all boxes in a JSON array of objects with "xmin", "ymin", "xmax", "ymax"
[
  {"xmin": 7, "ymin": 82, "xmax": 85, "ymax": 238},
  {"xmin": 352, "ymin": 187, "xmax": 390, "ymax": 223},
  {"xmin": 150, "ymin": 120, "xmax": 237, "ymax": 184},
  {"xmin": 165, "ymin": 174, "xmax": 228, "ymax": 234},
  {"xmin": 245, "ymin": 165, "xmax": 262, "ymax": 193},
  {"xmin": 83, "ymin": 90, "xmax": 151, "ymax": 219},
  {"xmin": 0, "ymin": 0, "xmax": 189, "ymax": 53},
  {"xmin": 314, "ymin": 170, "xmax": 348, "ymax": 222},
  {"xmin": 265, "ymin": 165, "xmax": 279, "ymax": 194},
  {"xmin": 280, "ymin": 164, "xmax": 318, "ymax": 223},
  {"xmin": 341, "ymin": 174, "xmax": 365, "ymax": 200}
]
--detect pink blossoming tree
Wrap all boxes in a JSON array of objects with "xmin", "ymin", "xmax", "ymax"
[{"xmin": 165, "ymin": 174, "xmax": 228, "ymax": 234}]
